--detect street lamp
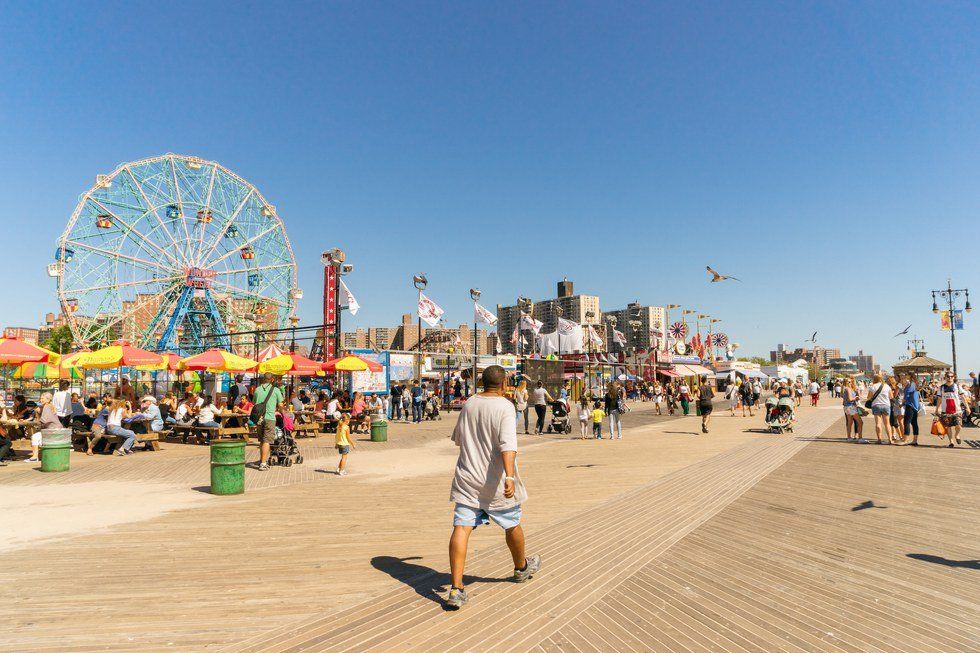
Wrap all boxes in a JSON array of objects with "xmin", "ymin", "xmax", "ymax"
[
  {"xmin": 585, "ymin": 309, "xmax": 596, "ymax": 396},
  {"xmin": 413, "ymin": 274, "xmax": 428, "ymax": 379},
  {"xmin": 931, "ymin": 280, "xmax": 971, "ymax": 379},
  {"xmin": 470, "ymin": 288, "xmax": 481, "ymax": 394},
  {"xmin": 289, "ymin": 315, "xmax": 300, "ymax": 353},
  {"xmin": 555, "ymin": 305, "xmax": 564, "ymax": 360}
]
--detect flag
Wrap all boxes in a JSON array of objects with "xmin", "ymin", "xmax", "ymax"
[
  {"xmin": 940, "ymin": 310, "xmax": 950, "ymax": 331},
  {"xmin": 691, "ymin": 332, "xmax": 704, "ymax": 358},
  {"xmin": 520, "ymin": 313, "xmax": 543, "ymax": 334},
  {"xmin": 613, "ymin": 329, "xmax": 627, "ymax": 346},
  {"xmin": 474, "ymin": 302, "xmax": 497, "ymax": 326},
  {"xmin": 586, "ymin": 325, "xmax": 603, "ymax": 348},
  {"xmin": 339, "ymin": 280, "xmax": 359, "ymax": 316},
  {"xmin": 495, "ymin": 332, "xmax": 503, "ymax": 352},
  {"xmin": 417, "ymin": 292, "xmax": 444, "ymax": 327},
  {"xmin": 509, "ymin": 325, "xmax": 519, "ymax": 344},
  {"xmin": 557, "ymin": 317, "xmax": 578, "ymax": 335}
]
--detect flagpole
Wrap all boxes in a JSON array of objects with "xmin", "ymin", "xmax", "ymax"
[{"xmin": 470, "ymin": 289, "xmax": 481, "ymax": 396}]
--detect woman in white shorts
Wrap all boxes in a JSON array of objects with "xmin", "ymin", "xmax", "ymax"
[{"xmin": 652, "ymin": 383, "xmax": 664, "ymax": 415}]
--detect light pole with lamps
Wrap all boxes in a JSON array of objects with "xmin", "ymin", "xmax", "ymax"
[
  {"xmin": 413, "ymin": 274, "xmax": 428, "ymax": 379},
  {"xmin": 555, "ymin": 305, "xmax": 564, "ymax": 360},
  {"xmin": 606, "ymin": 314, "xmax": 618, "ymax": 384},
  {"xmin": 628, "ymin": 303, "xmax": 642, "ymax": 380},
  {"xmin": 931, "ymin": 280, "xmax": 971, "ymax": 380},
  {"xmin": 469, "ymin": 288, "xmax": 481, "ymax": 395},
  {"xmin": 585, "ymin": 309, "xmax": 596, "ymax": 396},
  {"xmin": 320, "ymin": 248, "xmax": 352, "ymax": 360}
]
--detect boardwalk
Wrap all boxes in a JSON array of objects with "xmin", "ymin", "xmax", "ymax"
[{"xmin": 2, "ymin": 400, "xmax": 977, "ymax": 652}]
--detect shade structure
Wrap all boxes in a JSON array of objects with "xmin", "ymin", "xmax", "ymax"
[
  {"xmin": 78, "ymin": 341, "xmax": 162, "ymax": 369},
  {"xmin": 179, "ymin": 349, "xmax": 258, "ymax": 373},
  {"xmin": 258, "ymin": 353, "xmax": 324, "ymax": 376},
  {"xmin": 0, "ymin": 337, "xmax": 61, "ymax": 365},
  {"xmin": 14, "ymin": 362, "xmax": 83, "ymax": 380},
  {"xmin": 321, "ymin": 354, "xmax": 383, "ymax": 373},
  {"xmin": 256, "ymin": 344, "xmax": 287, "ymax": 362},
  {"xmin": 137, "ymin": 352, "xmax": 182, "ymax": 372},
  {"xmin": 60, "ymin": 350, "xmax": 91, "ymax": 368}
]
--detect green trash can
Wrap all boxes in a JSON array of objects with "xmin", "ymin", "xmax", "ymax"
[
  {"xmin": 210, "ymin": 440, "xmax": 246, "ymax": 495},
  {"xmin": 370, "ymin": 417, "xmax": 388, "ymax": 443},
  {"xmin": 40, "ymin": 428, "xmax": 72, "ymax": 472}
]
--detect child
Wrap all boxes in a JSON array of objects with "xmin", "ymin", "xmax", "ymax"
[
  {"xmin": 335, "ymin": 412, "xmax": 355, "ymax": 476},
  {"xmin": 577, "ymin": 398, "xmax": 591, "ymax": 440},
  {"xmin": 591, "ymin": 401, "xmax": 605, "ymax": 439}
]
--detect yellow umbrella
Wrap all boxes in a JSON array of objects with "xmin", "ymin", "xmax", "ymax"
[
  {"xmin": 258, "ymin": 353, "xmax": 324, "ymax": 376},
  {"xmin": 76, "ymin": 341, "xmax": 163, "ymax": 369}
]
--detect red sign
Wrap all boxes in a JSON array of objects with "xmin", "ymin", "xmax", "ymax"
[
  {"xmin": 185, "ymin": 267, "xmax": 216, "ymax": 289},
  {"xmin": 322, "ymin": 264, "xmax": 337, "ymax": 359}
]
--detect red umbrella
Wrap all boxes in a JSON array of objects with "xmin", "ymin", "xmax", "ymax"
[
  {"xmin": 0, "ymin": 337, "xmax": 59, "ymax": 365},
  {"xmin": 321, "ymin": 354, "xmax": 383, "ymax": 373},
  {"xmin": 80, "ymin": 341, "xmax": 163, "ymax": 368}
]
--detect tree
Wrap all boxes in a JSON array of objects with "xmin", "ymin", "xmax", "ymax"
[
  {"xmin": 739, "ymin": 356, "xmax": 771, "ymax": 367},
  {"xmin": 41, "ymin": 325, "xmax": 73, "ymax": 354}
]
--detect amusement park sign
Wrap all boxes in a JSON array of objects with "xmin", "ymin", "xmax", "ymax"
[{"xmin": 185, "ymin": 267, "xmax": 216, "ymax": 289}]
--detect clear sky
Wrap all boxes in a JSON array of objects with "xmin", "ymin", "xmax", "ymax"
[{"xmin": 1, "ymin": 2, "xmax": 979, "ymax": 370}]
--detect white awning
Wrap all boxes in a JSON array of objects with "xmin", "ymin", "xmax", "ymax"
[{"xmin": 675, "ymin": 364, "xmax": 713, "ymax": 377}]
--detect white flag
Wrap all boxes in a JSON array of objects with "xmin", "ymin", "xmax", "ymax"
[
  {"xmin": 509, "ymin": 325, "xmax": 519, "ymax": 344},
  {"xmin": 557, "ymin": 317, "xmax": 578, "ymax": 335},
  {"xmin": 520, "ymin": 312, "xmax": 543, "ymax": 334},
  {"xmin": 586, "ymin": 325, "xmax": 603, "ymax": 348},
  {"xmin": 339, "ymin": 280, "xmax": 359, "ymax": 316},
  {"xmin": 474, "ymin": 302, "xmax": 497, "ymax": 326},
  {"xmin": 417, "ymin": 292, "xmax": 444, "ymax": 327},
  {"xmin": 613, "ymin": 329, "xmax": 627, "ymax": 345}
]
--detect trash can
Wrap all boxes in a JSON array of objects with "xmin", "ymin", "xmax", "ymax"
[
  {"xmin": 370, "ymin": 417, "xmax": 388, "ymax": 443},
  {"xmin": 210, "ymin": 440, "xmax": 246, "ymax": 495},
  {"xmin": 40, "ymin": 428, "xmax": 73, "ymax": 472}
]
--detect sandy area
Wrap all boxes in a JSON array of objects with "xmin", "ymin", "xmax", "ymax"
[{"xmin": 0, "ymin": 481, "xmax": 213, "ymax": 553}]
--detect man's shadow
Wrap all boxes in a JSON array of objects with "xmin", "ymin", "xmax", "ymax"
[{"xmin": 371, "ymin": 556, "xmax": 510, "ymax": 609}]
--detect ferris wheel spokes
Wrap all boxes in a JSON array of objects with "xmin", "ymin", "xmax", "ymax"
[
  {"xmin": 195, "ymin": 187, "xmax": 255, "ymax": 267},
  {"xmin": 168, "ymin": 156, "xmax": 197, "ymax": 261},
  {"xmin": 123, "ymin": 167, "xmax": 189, "ymax": 267},
  {"xmin": 191, "ymin": 164, "xmax": 220, "ymax": 265},
  {"xmin": 65, "ymin": 240, "xmax": 174, "ymax": 275},
  {"xmin": 86, "ymin": 197, "xmax": 184, "ymax": 269}
]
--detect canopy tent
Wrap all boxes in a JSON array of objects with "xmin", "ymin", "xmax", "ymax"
[
  {"xmin": 658, "ymin": 368, "xmax": 681, "ymax": 377},
  {"xmin": 256, "ymin": 344, "xmax": 287, "ymax": 362},
  {"xmin": 675, "ymin": 363, "xmax": 714, "ymax": 378},
  {"xmin": 739, "ymin": 369, "xmax": 770, "ymax": 379}
]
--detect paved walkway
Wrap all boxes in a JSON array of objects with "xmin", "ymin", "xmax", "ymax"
[{"xmin": 3, "ymin": 398, "xmax": 977, "ymax": 652}]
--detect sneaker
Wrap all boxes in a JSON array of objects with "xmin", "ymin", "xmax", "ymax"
[
  {"xmin": 25, "ymin": 457, "xmax": 39, "ymax": 463},
  {"xmin": 513, "ymin": 554, "xmax": 542, "ymax": 583},
  {"xmin": 445, "ymin": 587, "xmax": 469, "ymax": 610},
  {"xmin": 258, "ymin": 462, "xmax": 270, "ymax": 471},
  {"xmin": 338, "ymin": 470, "xmax": 348, "ymax": 476},
  {"xmin": 115, "ymin": 450, "xmax": 126, "ymax": 456}
]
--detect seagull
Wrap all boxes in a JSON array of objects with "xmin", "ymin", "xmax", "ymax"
[
  {"xmin": 893, "ymin": 324, "xmax": 912, "ymax": 338},
  {"xmin": 706, "ymin": 266, "xmax": 740, "ymax": 282},
  {"xmin": 807, "ymin": 331, "xmax": 817, "ymax": 343}
]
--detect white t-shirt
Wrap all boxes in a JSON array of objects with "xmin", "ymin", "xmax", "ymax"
[
  {"xmin": 869, "ymin": 383, "xmax": 892, "ymax": 408},
  {"xmin": 175, "ymin": 403, "xmax": 190, "ymax": 421},
  {"xmin": 809, "ymin": 382, "xmax": 820, "ymax": 394},
  {"xmin": 326, "ymin": 399, "xmax": 340, "ymax": 416},
  {"xmin": 52, "ymin": 390, "xmax": 71, "ymax": 417},
  {"xmin": 198, "ymin": 404, "xmax": 219, "ymax": 423},
  {"xmin": 532, "ymin": 387, "xmax": 549, "ymax": 406},
  {"xmin": 107, "ymin": 408, "xmax": 124, "ymax": 428},
  {"xmin": 450, "ymin": 394, "xmax": 527, "ymax": 511},
  {"xmin": 578, "ymin": 405, "xmax": 591, "ymax": 422}
]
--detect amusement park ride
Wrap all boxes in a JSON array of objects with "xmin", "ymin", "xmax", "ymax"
[{"xmin": 48, "ymin": 154, "xmax": 302, "ymax": 354}]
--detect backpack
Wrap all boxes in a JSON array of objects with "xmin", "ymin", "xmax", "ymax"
[{"xmin": 250, "ymin": 385, "xmax": 275, "ymax": 423}]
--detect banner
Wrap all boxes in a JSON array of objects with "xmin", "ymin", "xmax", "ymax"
[
  {"xmin": 339, "ymin": 280, "xmax": 359, "ymax": 316},
  {"xmin": 940, "ymin": 310, "xmax": 951, "ymax": 331},
  {"xmin": 520, "ymin": 313, "xmax": 544, "ymax": 334},
  {"xmin": 417, "ymin": 292, "xmax": 444, "ymax": 327},
  {"xmin": 613, "ymin": 329, "xmax": 627, "ymax": 346},
  {"xmin": 474, "ymin": 302, "xmax": 497, "ymax": 326},
  {"xmin": 586, "ymin": 325, "xmax": 604, "ymax": 348},
  {"xmin": 388, "ymin": 353, "xmax": 415, "ymax": 381},
  {"xmin": 350, "ymin": 349, "xmax": 388, "ymax": 394}
]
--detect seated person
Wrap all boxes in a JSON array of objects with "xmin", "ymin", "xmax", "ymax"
[
  {"xmin": 196, "ymin": 395, "xmax": 221, "ymax": 428},
  {"xmin": 232, "ymin": 393, "xmax": 254, "ymax": 417},
  {"xmin": 138, "ymin": 396, "xmax": 164, "ymax": 433},
  {"xmin": 291, "ymin": 392, "xmax": 306, "ymax": 413},
  {"xmin": 86, "ymin": 407, "xmax": 110, "ymax": 455},
  {"xmin": 70, "ymin": 392, "xmax": 93, "ymax": 430},
  {"xmin": 350, "ymin": 392, "xmax": 369, "ymax": 433},
  {"xmin": 172, "ymin": 397, "xmax": 195, "ymax": 425}
]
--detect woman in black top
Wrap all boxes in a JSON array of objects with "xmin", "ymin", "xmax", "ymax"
[{"xmin": 698, "ymin": 378, "xmax": 714, "ymax": 433}]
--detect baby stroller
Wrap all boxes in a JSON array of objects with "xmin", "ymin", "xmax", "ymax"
[
  {"xmin": 547, "ymin": 398, "xmax": 572, "ymax": 434},
  {"xmin": 270, "ymin": 419, "xmax": 303, "ymax": 467},
  {"xmin": 765, "ymin": 397, "xmax": 796, "ymax": 434},
  {"xmin": 424, "ymin": 396, "xmax": 442, "ymax": 420}
]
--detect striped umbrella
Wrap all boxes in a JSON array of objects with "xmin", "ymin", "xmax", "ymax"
[
  {"xmin": 14, "ymin": 362, "xmax": 83, "ymax": 380},
  {"xmin": 258, "ymin": 353, "xmax": 324, "ymax": 376},
  {"xmin": 179, "ymin": 349, "xmax": 258, "ymax": 373}
]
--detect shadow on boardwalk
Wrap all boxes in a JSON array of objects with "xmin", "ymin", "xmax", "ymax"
[{"xmin": 370, "ymin": 555, "xmax": 511, "ymax": 609}]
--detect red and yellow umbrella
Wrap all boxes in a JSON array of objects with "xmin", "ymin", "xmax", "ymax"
[
  {"xmin": 321, "ymin": 354, "xmax": 383, "ymax": 373},
  {"xmin": 0, "ymin": 337, "xmax": 61, "ymax": 365},
  {"xmin": 77, "ymin": 341, "xmax": 162, "ymax": 369},
  {"xmin": 136, "ymin": 352, "xmax": 181, "ymax": 372},
  {"xmin": 179, "ymin": 349, "xmax": 258, "ymax": 373},
  {"xmin": 258, "ymin": 353, "xmax": 324, "ymax": 376}
]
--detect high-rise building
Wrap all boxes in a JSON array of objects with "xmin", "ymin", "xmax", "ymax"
[
  {"xmin": 848, "ymin": 350, "xmax": 878, "ymax": 376},
  {"xmin": 601, "ymin": 303, "xmax": 668, "ymax": 353},
  {"xmin": 3, "ymin": 327, "xmax": 40, "ymax": 344},
  {"xmin": 496, "ymin": 279, "xmax": 601, "ymax": 354},
  {"xmin": 770, "ymin": 343, "xmax": 840, "ymax": 366}
]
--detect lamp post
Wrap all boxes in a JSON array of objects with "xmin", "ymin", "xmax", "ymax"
[
  {"xmin": 517, "ymin": 296, "xmax": 532, "ymax": 376},
  {"xmin": 606, "ymin": 314, "xmax": 618, "ymax": 384},
  {"xmin": 288, "ymin": 315, "xmax": 300, "ymax": 353},
  {"xmin": 413, "ymin": 274, "xmax": 428, "ymax": 379},
  {"xmin": 555, "ymin": 305, "xmax": 564, "ymax": 360},
  {"xmin": 585, "ymin": 309, "xmax": 596, "ymax": 396},
  {"xmin": 628, "ymin": 302, "xmax": 642, "ymax": 380},
  {"xmin": 931, "ymin": 280, "xmax": 972, "ymax": 380},
  {"xmin": 446, "ymin": 345, "xmax": 455, "ymax": 406},
  {"xmin": 470, "ymin": 288, "xmax": 481, "ymax": 395}
]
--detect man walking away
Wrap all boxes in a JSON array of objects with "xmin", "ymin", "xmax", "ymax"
[
  {"xmin": 252, "ymin": 374, "xmax": 284, "ymax": 471},
  {"xmin": 446, "ymin": 365, "xmax": 541, "ymax": 609},
  {"xmin": 411, "ymin": 380, "xmax": 424, "ymax": 423}
]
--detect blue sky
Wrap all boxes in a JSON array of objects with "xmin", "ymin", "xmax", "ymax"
[{"xmin": 1, "ymin": 2, "xmax": 979, "ymax": 370}]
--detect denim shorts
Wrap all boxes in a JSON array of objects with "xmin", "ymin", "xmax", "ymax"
[
  {"xmin": 453, "ymin": 503, "xmax": 522, "ymax": 530},
  {"xmin": 871, "ymin": 405, "xmax": 890, "ymax": 416},
  {"xmin": 336, "ymin": 445, "xmax": 350, "ymax": 454}
]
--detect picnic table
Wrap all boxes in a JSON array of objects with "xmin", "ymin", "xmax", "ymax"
[{"xmin": 292, "ymin": 410, "xmax": 324, "ymax": 438}]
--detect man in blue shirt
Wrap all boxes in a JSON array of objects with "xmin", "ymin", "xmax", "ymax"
[
  {"xmin": 139, "ymin": 396, "xmax": 165, "ymax": 433},
  {"xmin": 411, "ymin": 380, "xmax": 425, "ymax": 423}
]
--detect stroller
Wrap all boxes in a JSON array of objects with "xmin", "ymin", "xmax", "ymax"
[
  {"xmin": 424, "ymin": 396, "xmax": 442, "ymax": 420},
  {"xmin": 546, "ymin": 398, "xmax": 572, "ymax": 434},
  {"xmin": 765, "ymin": 397, "xmax": 796, "ymax": 434},
  {"xmin": 270, "ymin": 417, "xmax": 303, "ymax": 467}
]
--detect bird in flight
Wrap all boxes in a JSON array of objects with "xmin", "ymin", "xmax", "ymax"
[
  {"xmin": 706, "ymin": 266, "xmax": 740, "ymax": 282},
  {"xmin": 807, "ymin": 331, "xmax": 818, "ymax": 343},
  {"xmin": 893, "ymin": 324, "xmax": 912, "ymax": 337}
]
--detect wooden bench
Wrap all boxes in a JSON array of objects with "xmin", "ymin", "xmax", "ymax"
[
  {"xmin": 291, "ymin": 421, "xmax": 321, "ymax": 438},
  {"xmin": 170, "ymin": 424, "xmax": 200, "ymax": 444},
  {"xmin": 105, "ymin": 431, "xmax": 161, "ymax": 452}
]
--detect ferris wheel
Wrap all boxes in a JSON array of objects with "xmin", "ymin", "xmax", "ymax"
[{"xmin": 51, "ymin": 154, "xmax": 301, "ymax": 353}]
